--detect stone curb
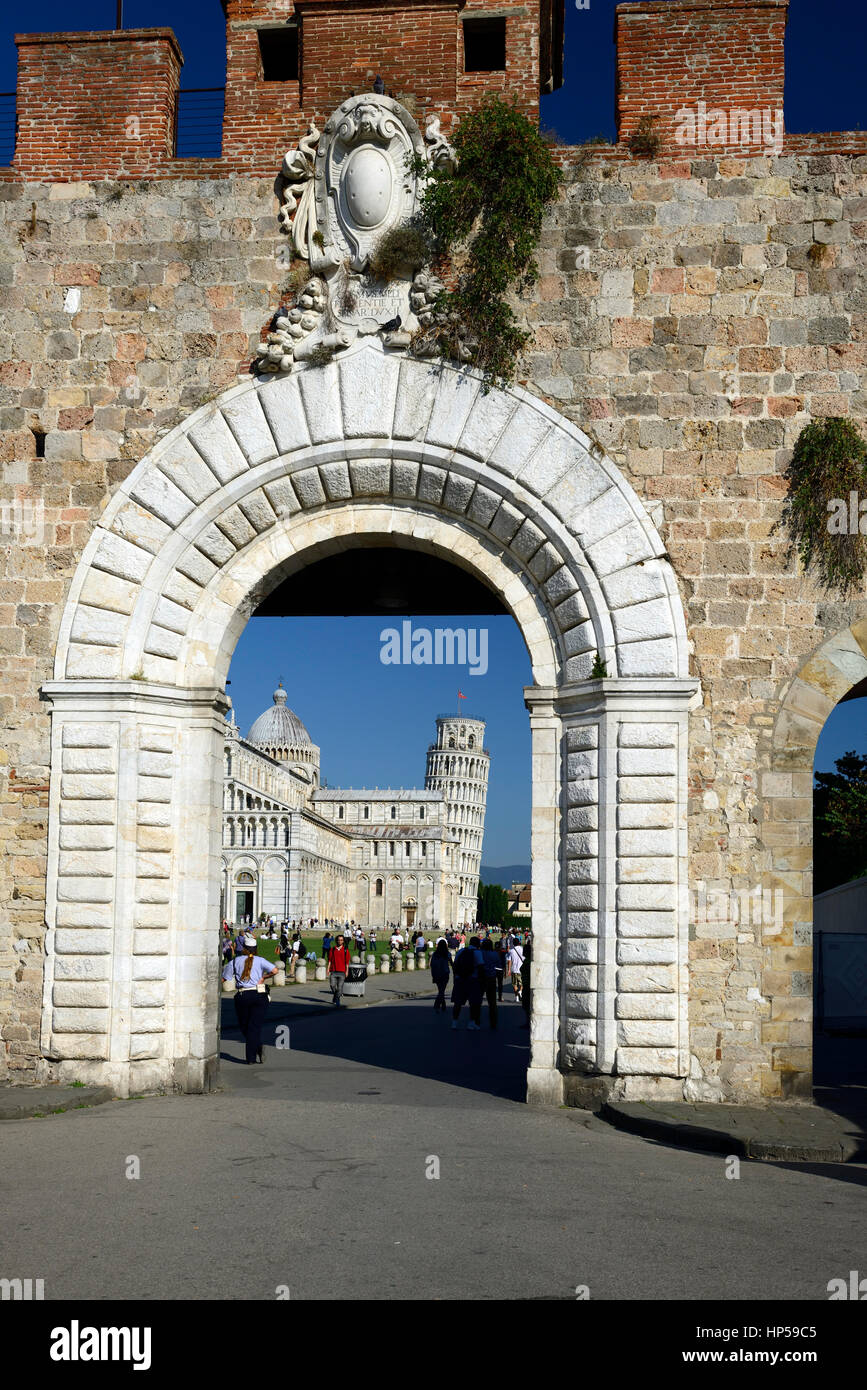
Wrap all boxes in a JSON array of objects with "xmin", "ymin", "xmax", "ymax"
[
  {"xmin": 0, "ymin": 1084, "xmax": 115, "ymax": 1121},
  {"xmin": 600, "ymin": 1101, "xmax": 867, "ymax": 1163}
]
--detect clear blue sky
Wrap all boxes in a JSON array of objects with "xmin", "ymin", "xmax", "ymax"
[
  {"xmin": 1, "ymin": 0, "xmax": 865, "ymax": 142},
  {"xmin": 815, "ymin": 697, "xmax": 867, "ymax": 777},
  {"xmin": 229, "ymin": 615, "xmax": 533, "ymax": 864}
]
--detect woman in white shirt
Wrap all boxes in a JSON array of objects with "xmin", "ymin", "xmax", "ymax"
[{"xmin": 221, "ymin": 933, "xmax": 278, "ymax": 1065}]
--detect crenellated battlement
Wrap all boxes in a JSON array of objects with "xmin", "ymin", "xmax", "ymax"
[{"xmin": 2, "ymin": 0, "xmax": 865, "ymax": 183}]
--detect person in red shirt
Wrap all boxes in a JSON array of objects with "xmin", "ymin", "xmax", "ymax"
[{"xmin": 327, "ymin": 932, "xmax": 352, "ymax": 1007}]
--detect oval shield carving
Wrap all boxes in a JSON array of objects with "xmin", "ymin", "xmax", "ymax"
[{"xmin": 342, "ymin": 147, "xmax": 393, "ymax": 229}]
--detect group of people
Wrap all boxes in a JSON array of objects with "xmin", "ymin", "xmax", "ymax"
[{"xmin": 430, "ymin": 932, "xmax": 530, "ymax": 1030}]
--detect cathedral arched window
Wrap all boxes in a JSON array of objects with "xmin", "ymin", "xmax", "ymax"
[{"xmin": 375, "ymin": 879, "xmax": 383, "ymax": 897}]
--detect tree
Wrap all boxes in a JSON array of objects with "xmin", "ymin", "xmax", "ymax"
[
  {"xmin": 476, "ymin": 881, "xmax": 510, "ymax": 927},
  {"xmin": 814, "ymin": 750, "xmax": 867, "ymax": 894}
]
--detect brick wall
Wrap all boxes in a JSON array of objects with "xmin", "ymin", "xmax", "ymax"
[
  {"xmin": 616, "ymin": 0, "xmax": 788, "ymax": 152},
  {"xmin": 14, "ymin": 30, "xmax": 182, "ymax": 182}
]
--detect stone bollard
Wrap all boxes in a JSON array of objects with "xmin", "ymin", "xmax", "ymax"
[
  {"xmin": 393, "ymin": 954, "xmax": 403, "ymax": 972},
  {"xmin": 366, "ymin": 959, "xmax": 376, "ymax": 976},
  {"xmin": 380, "ymin": 955, "xmax": 390, "ymax": 973},
  {"xmin": 417, "ymin": 954, "xmax": 426, "ymax": 972},
  {"xmin": 351, "ymin": 954, "xmax": 361, "ymax": 964},
  {"xmin": 405, "ymin": 953, "xmax": 415, "ymax": 971},
  {"xmin": 315, "ymin": 962, "xmax": 326, "ymax": 982},
  {"xmin": 367, "ymin": 953, "xmax": 376, "ymax": 967},
  {"xmin": 273, "ymin": 968, "xmax": 286, "ymax": 988},
  {"xmin": 295, "ymin": 962, "xmax": 307, "ymax": 984}
]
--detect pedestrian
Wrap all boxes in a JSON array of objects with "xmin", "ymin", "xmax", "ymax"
[
  {"xmin": 354, "ymin": 925, "xmax": 365, "ymax": 956},
  {"xmin": 322, "ymin": 927, "xmax": 333, "ymax": 958},
  {"xmin": 520, "ymin": 940, "xmax": 532, "ymax": 1028},
  {"xmin": 479, "ymin": 937, "xmax": 500, "ymax": 1030},
  {"xmin": 430, "ymin": 939, "xmax": 452, "ymax": 1011},
  {"xmin": 508, "ymin": 939, "xmax": 524, "ymax": 1004},
  {"xmin": 327, "ymin": 932, "xmax": 352, "ymax": 1007},
  {"xmin": 221, "ymin": 932, "xmax": 278, "ymax": 1064},
  {"xmin": 415, "ymin": 930, "xmax": 427, "ymax": 959},
  {"xmin": 451, "ymin": 936, "xmax": 484, "ymax": 1030},
  {"xmin": 495, "ymin": 936, "xmax": 508, "ymax": 1001}
]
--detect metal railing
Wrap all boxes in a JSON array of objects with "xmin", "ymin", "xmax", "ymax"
[
  {"xmin": 174, "ymin": 87, "xmax": 225, "ymax": 159},
  {"xmin": 0, "ymin": 93, "xmax": 15, "ymax": 166}
]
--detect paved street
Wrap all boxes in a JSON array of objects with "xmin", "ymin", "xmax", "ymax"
[{"xmin": 2, "ymin": 985, "xmax": 865, "ymax": 1301}]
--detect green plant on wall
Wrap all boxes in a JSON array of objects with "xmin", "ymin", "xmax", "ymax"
[
  {"xmin": 779, "ymin": 417, "xmax": 867, "ymax": 597},
  {"xmin": 410, "ymin": 95, "xmax": 562, "ymax": 385}
]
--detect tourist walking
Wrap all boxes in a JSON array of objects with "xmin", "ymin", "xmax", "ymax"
[
  {"xmin": 327, "ymin": 932, "xmax": 352, "ymax": 1007},
  {"xmin": 430, "ymin": 939, "xmax": 452, "ymax": 1011},
  {"xmin": 495, "ymin": 936, "xmax": 508, "ymax": 1001},
  {"xmin": 508, "ymin": 940, "xmax": 525, "ymax": 1004},
  {"xmin": 221, "ymin": 933, "xmax": 278, "ymax": 1064},
  {"xmin": 479, "ymin": 937, "xmax": 500, "ymax": 1030},
  {"xmin": 451, "ymin": 936, "xmax": 484, "ymax": 1030},
  {"xmin": 520, "ymin": 940, "xmax": 532, "ymax": 1028}
]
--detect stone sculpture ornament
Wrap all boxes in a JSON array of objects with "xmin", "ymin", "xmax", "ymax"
[{"xmin": 256, "ymin": 93, "xmax": 456, "ymax": 373}]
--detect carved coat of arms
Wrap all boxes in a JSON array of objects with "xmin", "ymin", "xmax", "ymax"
[{"xmin": 257, "ymin": 93, "xmax": 454, "ymax": 373}]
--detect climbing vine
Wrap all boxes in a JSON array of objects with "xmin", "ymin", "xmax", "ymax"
[
  {"xmin": 410, "ymin": 96, "xmax": 563, "ymax": 385},
  {"xmin": 779, "ymin": 417, "xmax": 867, "ymax": 597}
]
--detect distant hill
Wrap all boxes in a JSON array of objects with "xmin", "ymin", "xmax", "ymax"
[{"xmin": 480, "ymin": 864, "xmax": 531, "ymax": 889}]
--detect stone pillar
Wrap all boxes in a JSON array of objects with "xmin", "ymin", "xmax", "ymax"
[
  {"xmin": 528, "ymin": 678, "xmax": 700, "ymax": 1106},
  {"xmin": 39, "ymin": 681, "xmax": 228, "ymax": 1097},
  {"xmin": 523, "ymin": 689, "xmax": 564, "ymax": 1106}
]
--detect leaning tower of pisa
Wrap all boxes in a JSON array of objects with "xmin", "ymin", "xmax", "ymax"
[{"xmin": 425, "ymin": 713, "xmax": 490, "ymax": 924}]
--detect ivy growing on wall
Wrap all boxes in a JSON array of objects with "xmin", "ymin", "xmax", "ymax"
[
  {"xmin": 411, "ymin": 96, "xmax": 562, "ymax": 385},
  {"xmin": 779, "ymin": 417, "xmax": 867, "ymax": 597}
]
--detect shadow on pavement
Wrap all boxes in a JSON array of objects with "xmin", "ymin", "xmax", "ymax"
[{"xmin": 220, "ymin": 991, "xmax": 531, "ymax": 1103}]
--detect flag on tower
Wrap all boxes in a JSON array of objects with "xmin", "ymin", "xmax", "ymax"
[{"xmin": 457, "ymin": 689, "xmax": 467, "ymax": 701}]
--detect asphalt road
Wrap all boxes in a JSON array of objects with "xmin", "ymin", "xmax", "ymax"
[{"xmin": 2, "ymin": 988, "xmax": 865, "ymax": 1301}]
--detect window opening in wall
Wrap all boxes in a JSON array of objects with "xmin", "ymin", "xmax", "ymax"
[
  {"xmin": 463, "ymin": 17, "xmax": 506, "ymax": 74},
  {"xmin": 258, "ymin": 24, "xmax": 300, "ymax": 82}
]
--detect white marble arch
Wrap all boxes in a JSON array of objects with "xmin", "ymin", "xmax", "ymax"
[{"xmin": 40, "ymin": 340, "xmax": 699, "ymax": 1102}]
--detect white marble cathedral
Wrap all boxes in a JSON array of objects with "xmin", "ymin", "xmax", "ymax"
[{"xmin": 221, "ymin": 686, "xmax": 490, "ymax": 929}]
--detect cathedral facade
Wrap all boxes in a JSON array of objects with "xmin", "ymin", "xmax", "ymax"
[{"xmin": 221, "ymin": 688, "xmax": 490, "ymax": 930}]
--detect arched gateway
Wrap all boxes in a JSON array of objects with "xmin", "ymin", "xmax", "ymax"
[{"xmin": 40, "ymin": 339, "xmax": 699, "ymax": 1100}]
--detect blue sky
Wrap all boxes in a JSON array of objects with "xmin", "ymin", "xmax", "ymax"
[
  {"xmin": 815, "ymin": 697, "xmax": 867, "ymax": 777},
  {"xmin": 229, "ymin": 615, "xmax": 533, "ymax": 864},
  {"xmin": 1, "ymin": 0, "xmax": 865, "ymax": 143}
]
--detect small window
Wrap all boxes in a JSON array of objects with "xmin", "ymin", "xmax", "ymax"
[
  {"xmin": 338, "ymin": 805, "xmax": 344, "ymax": 820},
  {"xmin": 419, "ymin": 806, "xmax": 425, "ymax": 820},
  {"xmin": 421, "ymin": 841, "xmax": 427, "ymax": 855},
  {"xmin": 364, "ymin": 805, "xmax": 369, "ymax": 820},
  {"xmin": 405, "ymin": 842, "xmax": 411, "ymax": 856},
  {"xmin": 391, "ymin": 806, "xmax": 397, "ymax": 820},
  {"xmin": 258, "ymin": 25, "xmax": 299, "ymax": 82},
  {"xmin": 373, "ymin": 841, "xmax": 378, "ymax": 856},
  {"xmin": 389, "ymin": 842, "xmax": 395, "ymax": 856},
  {"xmin": 375, "ymin": 878, "xmax": 383, "ymax": 897},
  {"xmin": 463, "ymin": 16, "xmax": 506, "ymax": 73}
]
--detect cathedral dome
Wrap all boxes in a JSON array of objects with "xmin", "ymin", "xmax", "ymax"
[{"xmin": 246, "ymin": 685, "xmax": 312, "ymax": 748}]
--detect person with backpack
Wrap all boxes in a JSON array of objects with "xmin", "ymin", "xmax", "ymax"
[
  {"xmin": 451, "ymin": 936, "xmax": 484, "ymax": 1030},
  {"xmin": 430, "ymin": 939, "xmax": 452, "ymax": 1011},
  {"xmin": 327, "ymin": 932, "xmax": 352, "ymax": 1007}
]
